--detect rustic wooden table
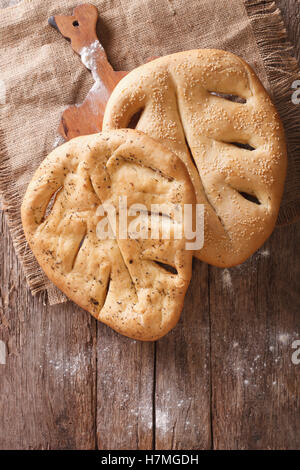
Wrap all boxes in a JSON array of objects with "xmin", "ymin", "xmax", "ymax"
[{"xmin": 0, "ymin": 0, "xmax": 299, "ymax": 450}]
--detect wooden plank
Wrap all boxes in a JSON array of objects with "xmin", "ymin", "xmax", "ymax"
[
  {"xmin": 0, "ymin": 208, "xmax": 97, "ymax": 449},
  {"xmin": 96, "ymin": 325, "xmax": 154, "ymax": 450},
  {"xmin": 209, "ymin": 224, "xmax": 300, "ymax": 450},
  {"xmin": 155, "ymin": 260, "xmax": 211, "ymax": 450}
]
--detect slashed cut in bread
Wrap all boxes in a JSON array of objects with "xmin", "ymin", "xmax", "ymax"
[
  {"xmin": 103, "ymin": 49, "xmax": 287, "ymax": 267},
  {"xmin": 21, "ymin": 130, "xmax": 195, "ymax": 341}
]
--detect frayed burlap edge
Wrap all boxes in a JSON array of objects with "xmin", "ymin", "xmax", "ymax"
[
  {"xmin": 245, "ymin": 0, "xmax": 300, "ymax": 226},
  {"xmin": 0, "ymin": 129, "xmax": 67, "ymax": 303}
]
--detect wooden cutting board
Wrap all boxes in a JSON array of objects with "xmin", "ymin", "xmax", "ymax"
[{"xmin": 49, "ymin": 3, "xmax": 156, "ymax": 141}]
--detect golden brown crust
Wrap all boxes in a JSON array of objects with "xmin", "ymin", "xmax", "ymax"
[
  {"xmin": 103, "ymin": 49, "xmax": 287, "ymax": 267},
  {"xmin": 21, "ymin": 129, "xmax": 195, "ymax": 341}
]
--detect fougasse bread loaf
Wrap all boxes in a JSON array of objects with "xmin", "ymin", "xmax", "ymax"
[
  {"xmin": 103, "ymin": 49, "xmax": 287, "ymax": 267},
  {"xmin": 21, "ymin": 130, "xmax": 195, "ymax": 341}
]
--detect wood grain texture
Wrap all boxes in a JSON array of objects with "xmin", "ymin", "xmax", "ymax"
[
  {"xmin": 97, "ymin": 325, "xmax": 154, "ymax": 450},
  {"xmin": 210, "ymin": 224, "xmax": 300, "ymax": 449},
  {"xmin": 155, "ymin": 260, "xmax": 211, "ymax": 450},
  {"xmin": 0, "ymin": 209, "xmax": 97, "ymax": 449}
]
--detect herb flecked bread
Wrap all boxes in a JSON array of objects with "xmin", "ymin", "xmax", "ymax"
[
  {"xmin": 103, "ymin": 49, "xmax": 287, "ymax": 267},
  {"xmin": 21, "ymin": 130, "xmax": 195, "ymax": 341}
]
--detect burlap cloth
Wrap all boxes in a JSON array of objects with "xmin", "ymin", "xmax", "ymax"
[{"xmin": 0, "ymin": 0, "xmax": 299, "ymax": 304}]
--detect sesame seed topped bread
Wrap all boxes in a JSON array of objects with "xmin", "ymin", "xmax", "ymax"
[
  {"xmin": 103, "ymin": 49, "xmax": 287, "ymax": 267},
  {"xmin": 21, "ymin": 130, "xmax": 195, "ymax": 341}
]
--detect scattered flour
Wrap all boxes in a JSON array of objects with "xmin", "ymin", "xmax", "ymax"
[
  {"xmin": 0, "ymin": 340, "xmax": 6, "ymax": 365},
  {"xmin": 235, "ymin": 247, "xmax": 271, "ymax": 275},
  {"xmin": 278, "ymin": 333, "xmax": 290, "ymax": 345},
  {"xmin": 156, "ymin": 409, "xmax": 169, "ymax": 434},
  {"xmin": 130, "ymin": 408, "xmax": 139, "ymax": 417},
  {"xmin": 258, "ymin": 249, "xmax": 270, "ymax": 258},
  {"xmin": 46, "ymin": 351, "xmax": 89, "ymax": 379},
  {"xmin": 80, "ymin": 40, "xmax": 110, "ymax": 108},
  {"xmin": 140, "ymin": 402, "xmax": 153, "ymax": 430},
  {"xmin": 222, "ymin": 268, "xmax": 233, "ymax": 290},
  {"xmin": 53, "ymin": 135, "xmax": 65, "ymax": 149},
  {"xmin": 80, "ymin": 40, "xmax": 104, "ymax": 83},
  {"xmin": 128, "ymin": 403, "xmax": 153, "ymax": 431}
]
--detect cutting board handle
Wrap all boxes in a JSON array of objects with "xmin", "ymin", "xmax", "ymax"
[
  {"xmin": 49, "ymin": 4, "xmax": 158, "ymax": 141},
  {"xmin": 49, "ymin": 4, "xmax": 100, "ymax": 54},
  {"xmin": 49, "ymin": 4, "xmax": 127, "ymax": 140}
]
